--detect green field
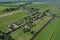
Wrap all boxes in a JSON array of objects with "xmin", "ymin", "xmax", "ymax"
[
  {"xmin": 0, "ymin": 10, "xmax": 28, "ymax": 32},
  {"xmin": 0, "ymin": 2, "xmax": 26, "ymax": 13},
  {"xmin": 0, "ymin": 2, "xmax": 25, "ymax": 7},
  {"xmin": 35, "ymin": 18, "xmax": 60, "ymax": 40},
  {"xmin": 27, "ymin": 2, "xmax": 58, "ymax": 12},
  {"xmin": 0, "ymin": 6, "xmax": 10, "ymax": 11},
  {"xmin": 35, "ymin": 8, "xmax": 60, "ymax": 40}
]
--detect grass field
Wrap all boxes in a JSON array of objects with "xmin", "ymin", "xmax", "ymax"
[
  {"xmin": 51, "ymin": 19, "xmax": 60, "ymax": 40},
  {"xmin": 0, "ymin": 10, "xmax": 28, "ymax": 32},
  {"xmin": 35, "ymin": 7, "xmax": 60, "ymax": 40},
  {"xmin": 0, "ymin": 2, "xmax": 25, "ymax": 13},
  {"xmin": 27, "ymin": 2, "xmax": 58, "ymax": 12},
  {"xmin": 35, "ymin": 18, "xmax": 60, "ymax": 40},
  {"xmin": 0, "ymin": 6, "xmax": 10, "ymax": 11},
  {"xmin": 0, "ymin": 2, "xmax": 25, "ymax": 7}
]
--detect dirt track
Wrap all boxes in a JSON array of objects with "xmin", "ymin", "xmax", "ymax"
[{"xmin": 0, "ymin": 10, "xmax": 22, "ymax": 18}]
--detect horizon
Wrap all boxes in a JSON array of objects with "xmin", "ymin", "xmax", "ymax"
[{"xmin": 0, "ymin": 0, "xmax": 60, "ymax": 2}]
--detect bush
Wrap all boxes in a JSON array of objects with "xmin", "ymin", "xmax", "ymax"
[{"xmin": 31, "ymin": 31, "xmax": 34, "ymax": 35}]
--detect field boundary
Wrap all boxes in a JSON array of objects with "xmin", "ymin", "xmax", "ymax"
[{"xmin": 30, "ymin": 16, "xmax": 55, "ymax": 40}]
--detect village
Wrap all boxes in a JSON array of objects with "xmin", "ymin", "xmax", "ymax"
[
  {"xmin": 0, "ymin": 1, "xmax": 60, "ymax": 40},
  {"xmin": 0, "ymin": 2, "xmax": 55, "ymax": 40}
]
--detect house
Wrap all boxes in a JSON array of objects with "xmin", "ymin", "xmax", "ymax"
[
  {"xmin": 8, "ymin": 24, "xmax": 17, "ymax": 29},
  {"xmin": 45, "ymin": 11, "xmax": 52, "ymax": 16},
  {"xmin": 28, "ymin": 8, "xmax": 36, "ymax": 14},
  {"xmin": 37, "ymin": 13, "xmax": 42, "ymax": 19},
  {"xmin": 31, "ymin": 16, "xmax": 35, "ymax": 21},
  {"xmin": 8, "ymin": 24, "xmax": 14, "ymax": 29},
  {"xmin": 24, "ymin": 16, "xmax": 31, "ymax": 22},
  {"xmin": 18, "ymin": 4, "xmax": 27, "ymax": 10}
]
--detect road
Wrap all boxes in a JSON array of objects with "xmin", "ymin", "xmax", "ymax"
[{"xmin": 0, "ymin": 10, "xmax": 22, "ymax": 18}]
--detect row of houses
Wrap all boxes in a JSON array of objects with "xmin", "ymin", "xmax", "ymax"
[
  {"xmin": 0, "ymin": 7, "xmax": 52, "ymax": 40},
  {"xmin": 6, "ymin": 12, "xmax": 43, "ymax": 34},
  {"xmin": 7, "ymin": 8, "xmax": 52, "ymax": 33}
]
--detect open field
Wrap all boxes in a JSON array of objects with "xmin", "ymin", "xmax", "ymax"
[
  {"xmin": 0, "ymin": 10, "xmax": 28, "ymax": 32},
  {"xmin": 35, "ymin": 7, "xmax": 60, "ymax": 40},
  {"xmin": 0, "ymin": 6, "xmax": 10, "ymax": 11},
  {"xmin": 0, "ymin": 2, "xmax": 25, "ymax": 7},
  {"xmin": 27, "ymin": 2, "xmax": 58, "ymax": 12},
  {"xmin": 35, "ymin": 18, "xmax": 60, "ymax": 40},
  {"xmin": 50, "ymin": 8, "xmax": 60, "ymax": 40},
  {"xmin": 51, "ymin": 19, "xmax": 60, "ymax": 40},
  {"xmin": 0, "ymin": 2, "xmax": 26, "ymax": 14}
]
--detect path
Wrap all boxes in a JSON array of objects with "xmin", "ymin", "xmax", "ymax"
[{"xmin": 0, "ymin": 10, "xmax": 22, "ymax": 18}]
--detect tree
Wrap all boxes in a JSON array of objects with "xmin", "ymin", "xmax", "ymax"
[
  {"xmin": 31, "ymin": 31, "xmax": 34, "ymax": 35},
  {"xmin": 0, "ymin": 31, "xmax": 2, "ymax": 33},
  {"xmin": 23, "ymin": 28, "xmax": 31, "ymax": 33},
  {"xmin": 0, "ymin": 32, "xmax": 14, "ymax": 40},
  {"xmin": 27, "ymin": 22, "xmax": 33, "ymax": 28},
  {"xmin": 42, "ymin": 12, "xmax": 47, "ymax": 16},
  {"xmin": 5, "ymin": 8, "xmax": 10, "ymax": 12},
  {"xmin": 45, "ymin": 9, "xmax": 50, "ymax": 12}
]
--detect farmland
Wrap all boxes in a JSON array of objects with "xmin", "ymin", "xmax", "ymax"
[
  {"xmin": 27, "ymin": 2, "xmax": 58, "ymax": 12},
  {"xmin": 0, "ymin": 2, "xmax": 26, "ymax": 15},
  {"xmin": 0, "ymin": 6, "xmax": 10, "ymax": 11},
  {"xmin": 35, "ymin": 7, "xmax": 60, "ymax": 40},
  {"xmin": 35, "ymin": 18, "xmax": 60, "ymax": 40},
  {"xmin": 10, "ymin": 16, "xmax": 52, "ymax": 40},
  {"xmin": 0, "ymin": 10, "xmax": 28, "ymax": 32},
  {"xmin": 0, "ymin": 2, "xmax": 25, "ymax": 7},
  {"xmin": 0, "ymin": 2, "xmax": 60, "ymax": 40}
]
